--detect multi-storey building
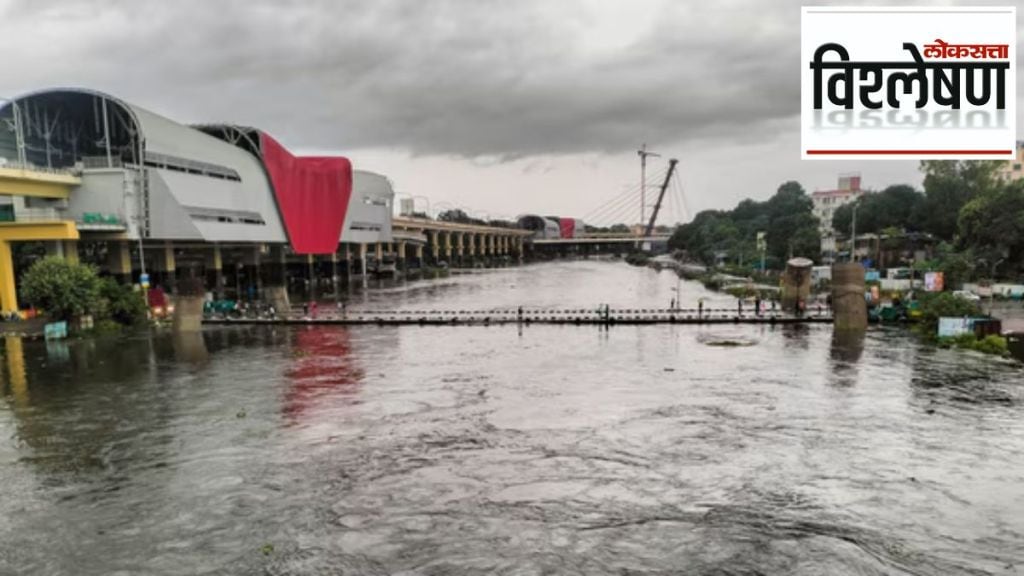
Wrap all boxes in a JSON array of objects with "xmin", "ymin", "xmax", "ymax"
[{"xmin": 811, "ymin": 174, "xmax": 864, "ymax": 264}]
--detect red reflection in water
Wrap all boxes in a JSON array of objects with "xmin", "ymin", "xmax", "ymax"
[{"xmin": 283, "ymin": 326, "xmax": 364, "ymax": 424}]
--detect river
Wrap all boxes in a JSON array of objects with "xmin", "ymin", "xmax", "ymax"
[{"xmin": 1, "ymin": 260, "xmax": 1022, "ymax": 575}]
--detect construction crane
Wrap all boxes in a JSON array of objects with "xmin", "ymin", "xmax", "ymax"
[{"xmin": 643, "ymin": 158, "xmax": 678, "ymax": 238}]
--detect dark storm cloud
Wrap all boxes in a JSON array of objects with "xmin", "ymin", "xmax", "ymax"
[{"xmin": 0, "ymin": 0, "xmax": 1016, "ymax": 158}]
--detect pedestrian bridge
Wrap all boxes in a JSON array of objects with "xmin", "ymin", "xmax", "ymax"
[{"xmin": 205, "ymin": 306, "xmax": 833, "ymax": 326}]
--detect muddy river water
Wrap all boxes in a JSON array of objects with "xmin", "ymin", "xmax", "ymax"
[{"xmin": 1, "ymin": 260, "xmax": 1022, "ymax": 575}]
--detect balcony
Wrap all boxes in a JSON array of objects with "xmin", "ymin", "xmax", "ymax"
[{"xmin": 0, "ymin": 163, "xmax": 81, "ymax": 199}]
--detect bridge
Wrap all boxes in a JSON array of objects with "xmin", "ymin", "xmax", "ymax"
[
  {"xmin": 516, "ymin": 152, "xmax": 683, "ymax": 255},
  {"xmin": 392, "ymin": 216, "xmax": 530, "ymax": 266},
  {"xmin": 205, "ymin": 306, "xmax": 832, "ymax": 326}
]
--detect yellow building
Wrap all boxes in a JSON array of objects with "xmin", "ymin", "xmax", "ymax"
[
  {"xmin": 997, "ymin": 141, "xmax": 1024, "ymax": 182},
  {"xmin": 0, "ymin": 166, "xmax": 81, "ymax": 313}
]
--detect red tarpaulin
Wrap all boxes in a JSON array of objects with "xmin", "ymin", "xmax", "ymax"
[
  {"xmin": 260, "ymin": 133, "xmax": 352, "ymax": 254},
  {"xmin": 559, "ymin": 218, "xmax": 576, "ymax": 239}
]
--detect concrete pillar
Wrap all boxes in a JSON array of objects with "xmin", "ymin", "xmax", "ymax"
[
  {"xmin": 344, "ymin": 243, "xmax": 352, "ymax": 284},
  {"xmin": 250, "ymin": 245, "xmax": 263, "ymax": 297},
  {"xmin": 155, "ymin": 241, "xmax": 176, "ymax": 293},
  {"xmin": 375, "ymin": 242, "xmax": 383, "ymax": 261},
  {"xmin": 397, "ymin": 241, "xmax": 407, "ymax": 270},
  {"xmin": 205, "ymin": 244, "xmax": 224, "ymax": 298},
  {"xmin": 330, "ymin": 251, "xmax": 339, "ymax": 300},
  {"xmin": 832, "ymin": 262, "xmax": 867, "ymax": 330},
  {"xmin": 467, "ymin": 233, "xmax": 476, "ymax": 258},
  {"xmin": 431, "ymin": 231, "xmax": 440, "ymax": 261},
  {"xmin": 0, "ymin": 240, "xmax": 17, "ymax": 313},
  {"xmin": 489, "ymin": 235, "xmax": 496, "ymax": 255},
  {"xmin": 359, "ymin": 243, "xmax": 368, "ymax": 277},
  {"xmin": 265, "ymin": 285, "xmax": 290, "ymax": 318},
  {"xmin": 479, "ymin": 234, "xmax": 487, "ymax": 257},
  {"xmin": 268, "ymin": 244, "xmax": 287, "ymax": 287},
  {"xmin": 443, "ymin": 232, "xmax": 452, "ymax": 260},
  {"xmin": 415, "ymin": 244, "xmax": 424, "ymax": 267},
  {"xmin": 306, "ymin": 254, "xmax": 316, "ymax": 301},
  {"xmin": 109, "ymin": 241, "xmax": 134, "ymax": 284},
  {"xmin": 62, "ymin": 240, "xmax": 80, "ymax": 265},
  {"xmin": 780, "ymin": 258, "xmax": 813, "ymax": 314},
  {"xmin": 172, "ymin": 295, "xmax": 204, "ymax": 332}
]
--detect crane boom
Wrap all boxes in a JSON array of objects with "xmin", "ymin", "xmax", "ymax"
[{"xmin": 644, "ymin": 158, "xmax": 677, "ymax": 237}]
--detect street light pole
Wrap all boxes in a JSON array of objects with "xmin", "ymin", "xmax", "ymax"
[
  {"xmin": 675, "ymin": 275, "xmax": 681, "ymax": 311},
  {"xmin": 850, "ymin": 203, "xmax": 858, "ymax": 263}
]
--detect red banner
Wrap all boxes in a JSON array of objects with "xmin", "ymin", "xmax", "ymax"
[{"xmin": 260, "ymin": 133, "xmax": 352, "ymax": 254}]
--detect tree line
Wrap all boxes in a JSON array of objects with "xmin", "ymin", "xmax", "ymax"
[
  {"xmin": 831, "ymin": 161, "xmax": 1022, "ymax": 283},
  {"xmin": 667, "ymin": 181, "xmax": 820, "ymax": 270},
  {"xmin": 669, "ymin": 161, "xmax": 1023, "ymax": 281}
]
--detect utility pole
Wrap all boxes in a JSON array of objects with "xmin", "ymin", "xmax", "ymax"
[
  {"xmin": 638, "ymin": 144, "xmax": 660, "ymax": 231},
  {"xmin": 850, "ymin": 203, "xmax": 858, "ymax": 263},
  {"xmin": 757, "ymin": 231, "xmax": 766, "ymax": 272}
]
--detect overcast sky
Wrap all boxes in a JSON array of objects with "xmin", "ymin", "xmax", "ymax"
[{"xmin": 1, "ymin": 0, "xmax": 1020, "ymax": 225}]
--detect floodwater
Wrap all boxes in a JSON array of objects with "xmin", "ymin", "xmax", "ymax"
[{"xmin": 1, "ymin": 260, "xmax": 1023, "ymax": 575}]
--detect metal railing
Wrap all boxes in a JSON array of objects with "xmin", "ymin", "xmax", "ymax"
[
  {"xmin": 9, "ymin": 207, "xmax": 64, "ymax": 222},
  {"xmin": 0, "ymin": 159, "xmax": 78, "ymax": 177},
  {"xmin": 81, "ymin": 156, "xmax": 124, "ymax": 169}
]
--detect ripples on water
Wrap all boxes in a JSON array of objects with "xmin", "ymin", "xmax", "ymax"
[{"xmin": 0, "ymin": 261, "xmax": 1022, "ymax": 575}]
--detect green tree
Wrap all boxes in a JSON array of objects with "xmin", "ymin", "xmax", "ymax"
[
  {"xmin": 20, "ymin": 257, "xmax": 101, "ymax": 321},
  {"xmin": 763, "ymin": 181, "xmax": 819, "ymax": 262},
  {"xmin": 832, "ymin": 184, "xmax": 924, "ymax": 234},
  {"xmin": 669, "ymin": 180, "xmax": 819, "ymax": 267},
  {"xmin": 957, "ymin": 180, "xmax": 1024, "ymax": 275},
  {"xmin": 437, "ymin": 209, "xmax": 472, "ymax": 223},
  {"xmin": 916, "ymin": 290, "xmax": 981, "ymax": 334},
  {"xmin": 96, "ymin": 277, "xmax": 149, "ymax": 326},
  {"xmin": 914, "ymin": 242, "xmax": 976, "ymax": 290},
  {"xmin": 915, "ymin": 161, "xmax": 1001, "ymax": 241}
]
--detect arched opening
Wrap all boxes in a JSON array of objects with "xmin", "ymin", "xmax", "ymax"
[{"xmin": 0, "ymin": 90, "xmax": 142, "ymax": 170}]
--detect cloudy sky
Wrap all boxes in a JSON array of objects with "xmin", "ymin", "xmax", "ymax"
[{"xmin": 0, "ymin": 0, "xmax": 1019, "ymax": 225}]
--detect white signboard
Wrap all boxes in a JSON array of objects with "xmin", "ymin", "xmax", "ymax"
[{"xmin": 938, "ymin": 317, "xmax": 973, "ymax": 338}]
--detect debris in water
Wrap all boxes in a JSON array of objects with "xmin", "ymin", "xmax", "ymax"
[{"xmin": 697, "ymin": 334, "xmax": 757, "ymax": 347}]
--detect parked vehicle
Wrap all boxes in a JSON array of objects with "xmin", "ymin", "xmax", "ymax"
[
  {"xmin": 203, "ymin": 299, "xmax": 240, "ymax": 319},
  {"xmin": 952, "ymin": 290, "xmax": 981, "ymax": 302},
  {"xmin": 147, "ymin": 286, "xmax": 174, "ymax": 318}
]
